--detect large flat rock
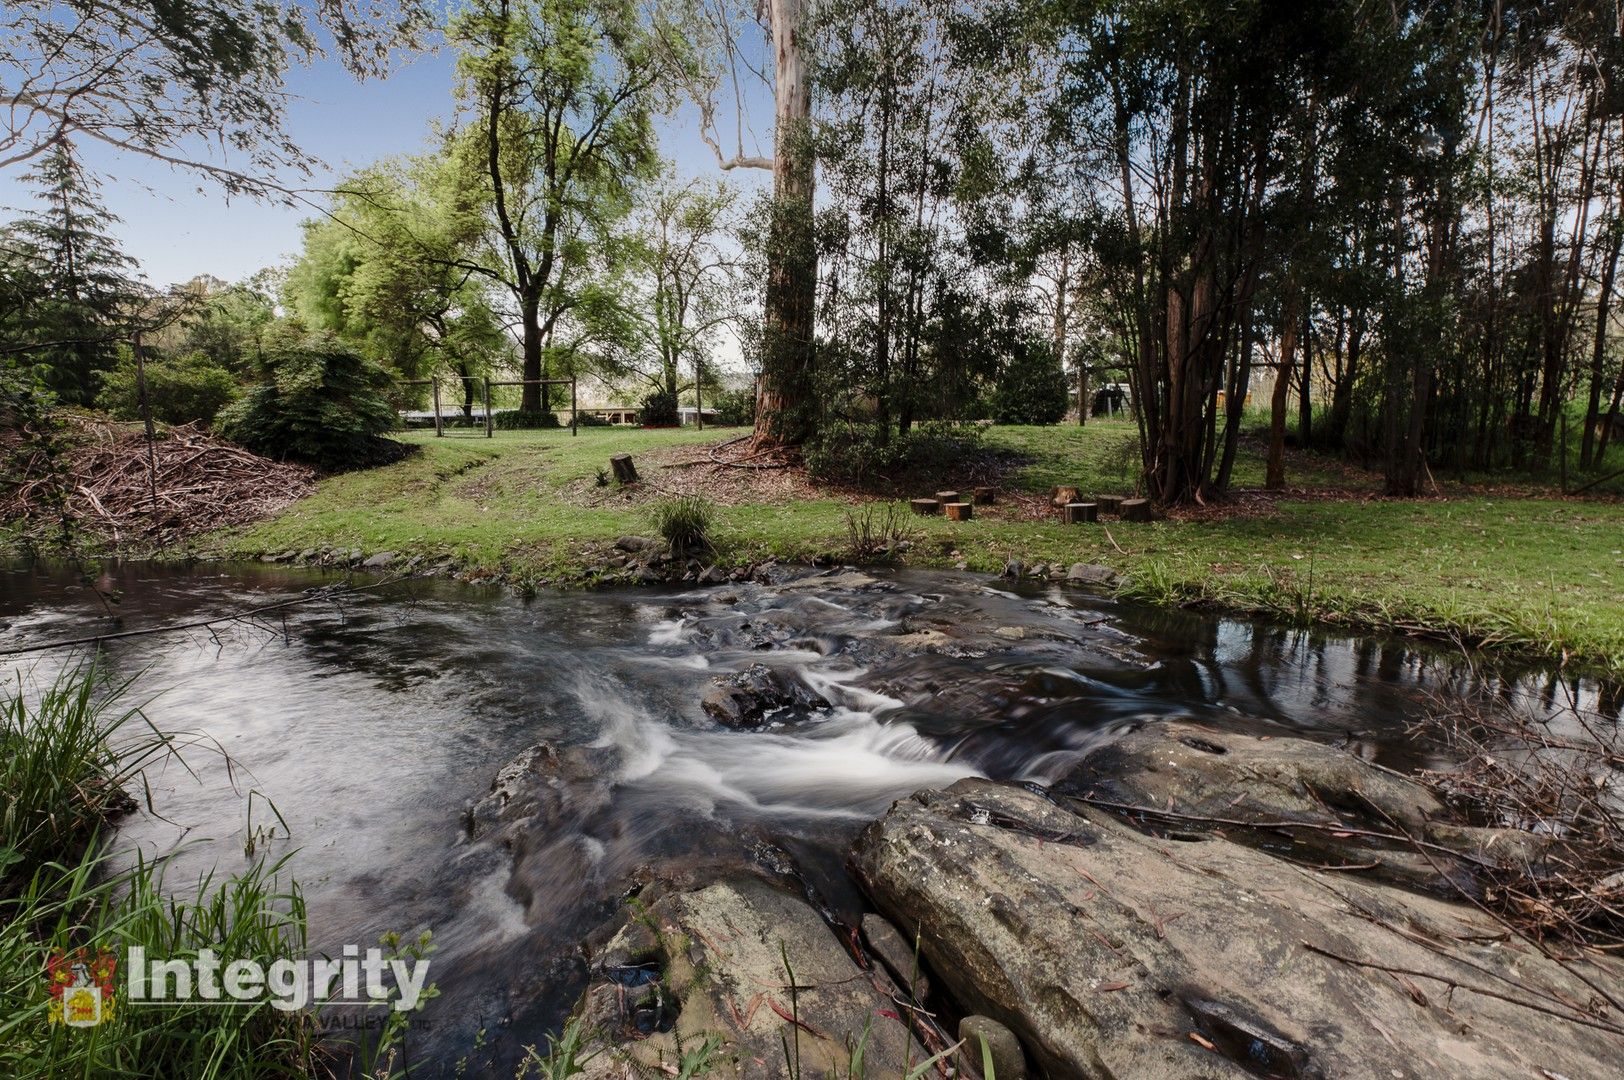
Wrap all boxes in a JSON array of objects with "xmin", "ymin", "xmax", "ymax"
[
  {"xmin": 574, "ymin": 877, "xmax": 923, "ymax": 1078},
  {"xmin": 851, "ymin": 779, "xmax": 1624, "ymax": 1079}
]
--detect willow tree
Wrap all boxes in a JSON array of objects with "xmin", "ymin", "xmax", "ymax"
[{"xmin": 449, "ymin": 0, "xmax": 667, "ymax": 414}]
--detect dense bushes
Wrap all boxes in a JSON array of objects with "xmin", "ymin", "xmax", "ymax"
[
  {"xmin": 96, "ymin": 351, "xmax": 237, "ymax": 425},
  {"xmin": 992, "ymin": 339, "xmax": 1069, "ymax": 425},
  {"xmin": 641, "ymin": 388, "xmax": 679, "ymax": 427},
  {"xmin": 805, "ymin": 422, "xmax": 983, "ymax": 486},
  {"xmin": 214, "ymin": 338, "xmax": 400, "ymax": 470},
  {"xmin": 492, "ymin": 409, "xmax": 560, "ymax": 429},
  {"xmin": 709, "ymin": 386, "xmax": 755, "ymax": 427}
]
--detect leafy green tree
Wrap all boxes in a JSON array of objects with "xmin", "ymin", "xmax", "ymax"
[
  {"xmin": 283, "ymin": 156, "xmax": 508, "ymax": 415},
  {"xmin": 992, "ymin": 337, "xmax": 1069, "ymax": 425},
  {"xmin": 96, "ymin": 351, "xmax": 238, "ymax": 426},
  {"xmin": 215, "ymin": 337, "xmax": 399, "ymax": 469},
  {"xmin": 448, "ymin": 0, "xmax": 669, "ymax": 413},
  {"xmin": 623, "ymin": 175, "xmax": 742, "ymax": 407},
  {"xmin": 0, "ymin": 143, "xmax": 144, "ymax": 405}
]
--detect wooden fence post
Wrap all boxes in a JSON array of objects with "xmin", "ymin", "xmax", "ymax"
[
  {"xmin": 431, "ymin": 379, "xmax": 444, "ymax": 437},
  {"xmin": 571, "ymin": 378, "xmax": 578, "ymax": 437},
  {"xmin": 485, "ymin": 378, "xmax": 494, "ymax": 438}
]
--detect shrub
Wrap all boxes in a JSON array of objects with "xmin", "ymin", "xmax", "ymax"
[
  {"xmin": 843, "ymin": 502, "xmax": 915, "ymax": 563},
  {"xmin": 642, "ymin": 388, "xmax": 679, "ymax": 427},
  {"xmin": 992, "ymin": 338, "xmax": 1069, "ymax": 425},
  {"xmin": 709, "ymin": 386, "xmax": 755, "ymax": 427},
  {"xmin": 213, "ymin": 338, "xmax": 400, "ymax": 470},
  {"xmin": 805, "ymin": 423, "xmax": 982, "ymax": 486},
  {"xmin": 652, "ymin": 495, "xmax": 715, "ymax": 556},
  {"xmin": 96, "ymin": 351, "xmax": 238, "ymax": 426},
  {"xmin": 492, "ymin": 408, "xmax": 560, "ymax": 430}
]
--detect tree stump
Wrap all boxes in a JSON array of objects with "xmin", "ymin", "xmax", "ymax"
[
  {"xmin": 1095, "ymin": 494, "xmax": 1124, "ymax": 516},
  {"xmin": 1120, "ymin": 498, "xmax": 1152, "ymax": 522},
  {"xmin": 972, "ymin": 486, "xmax": 995, "ymax": 505},
  {"xmin": 1063, "ymin": 502, "xmax": 1098, "ymax": 524},
  {"xmin": 1050, "ymin": 485, "xmax": 1080, "ymax": 507},
  {"xmin": 935, "ymin": 490, "xmax": 960, "ymax": 505},
  {"xmin": 910, "ymin": 498, "xmax": 941, "ymax": 516},
  {"xmin": 944, "ymin": 501, "xmax": 973, "ymax": 521},
  {"xmin": 609, "ymin": 454, "xmax": 639, "ymax": 485}
]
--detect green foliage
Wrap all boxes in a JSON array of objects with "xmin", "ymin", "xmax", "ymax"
[
  {"xmin": 992, "ymin": 338, "xmax": 1068, "ymax": 426},
  {"xmin": 0, "ymin": 668, "xmax": 171, "ymax": 891},
  {"xmin": 708, "ymin": 387, "xmax": 755, "ymax": 427},
  {"xmin": 214, "ymin": 337, "xmax": 401, "ymax": 470},
  {"xmin": 0, "ymin": 144, "xmax": 144, "ymax": 406},
  {"xmin": 805, "ymin": 423, "xmax": 982, "ymax": 487},
  {"xmin": 642, "ymin": 388, "xmax": 679, "ymax": 427},
  {"xmin": 652, "ymin": 495, "xmax": 715, "ymax": 556},
  {"xmin": 4, "ymin": 0, "xmax": 426, "ymax": 200},
  {"xmin": 96, "ymin": 351, "xmax": 238, "ymax": 426},
  {"xmin": 493, "ymin": 409, "xmax": 562, "ymax": 430},
  {"xmin": 0, "ymin": 362, "xmax": 75, "ymax": 543}
]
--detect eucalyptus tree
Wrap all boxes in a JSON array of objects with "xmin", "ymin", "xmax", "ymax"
[{"xmin": 448, "ymin": 0, "xmax": 669, "ymax": 414}]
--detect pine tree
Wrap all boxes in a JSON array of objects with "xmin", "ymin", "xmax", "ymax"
[{"xmin": 2, "ymin": 142, "xmax": 143, "ymax": 405}]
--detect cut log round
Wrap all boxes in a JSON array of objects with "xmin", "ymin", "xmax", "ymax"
[
  {"xmin": 972, "ymin": 486, "xmax": 995, "ymax": 505},
  {"xmin": 1095, "ymin": 494, "xmax": 1124, "ymax": 515},
  {"xmin": 910, "ymin": 498, "xmax": 941, "ymax": 516},
  {"xmin": 1050, "ymin": 485, "xmax": 1080, "ymax": 507},
  {"xmin": 934, "ymin": 490, "xmax": 960, "ymax": 504},
  {"xmin": 944, "ymin": 501, "xmax": 973, "ymax": 521},
  {"xmin": 1062, "ymin": 502, "xmax": 1098, "ymax": 524},
  {"xmin": 1119, "ymin": 498, "xmax": 1152, "ymax": 522},
  {"xmin": 609, "ymin": 454, "xmax": 639, "ymax": 485}
]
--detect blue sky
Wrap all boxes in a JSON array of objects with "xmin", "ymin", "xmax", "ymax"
[{"xmin": 0, "ymin": 34, "xmax": 772, "ymax": 289}]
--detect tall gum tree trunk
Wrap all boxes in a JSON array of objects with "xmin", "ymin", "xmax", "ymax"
[{"xmin": 754, "ymin": 0, "xmax": 816, "ymax": 448}]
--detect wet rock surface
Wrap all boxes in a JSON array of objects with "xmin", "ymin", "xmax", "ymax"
[
  {"xmin": 700, "ymin": 663, "xmax": 832, "ymax": 729},
  {"xmin": 1053, "ymin": 719, "xmax": 1557, "ymax": 887},
  {"xmin": 573, "ymin": 877, "xmax": 922, "ymax": 1078},
  {"xmin": 851, "ymin": 778, "xmax": 1624, "ymax": 1080}
]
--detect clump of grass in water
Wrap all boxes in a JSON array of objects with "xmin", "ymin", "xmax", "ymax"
[
  {"xmin": 0, "ymin": 666, "xmax": 172, "ymax": 885},
  {"xmin": 652, "ymin": 496, "xmax": 716, "ymax": 558}
]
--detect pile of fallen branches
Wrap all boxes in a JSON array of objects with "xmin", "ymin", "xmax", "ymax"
[
  {"xmin": 1, "ymin": 418, "xmax": 314, "ymax": 547},
  {"xmin": 1414, "ymin": 688, "xmax": 1624, "ymax": 950}
]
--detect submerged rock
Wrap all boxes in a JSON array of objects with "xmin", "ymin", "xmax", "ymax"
[
  {"xmin": 851, "ymin": 779, "xmax": 1623, "ymax": 1080},
  {"xmin": 700, "ymin": 663, "xmax": 830, "ymax": 729},
  {"xmin": 573, "ymin": 877, "xmax": 922, "ymax": 1078}
]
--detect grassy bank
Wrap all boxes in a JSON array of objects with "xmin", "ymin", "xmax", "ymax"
[{"xmin": 200, "ymin": 422, "xmax": 1624, "ymax": 675}]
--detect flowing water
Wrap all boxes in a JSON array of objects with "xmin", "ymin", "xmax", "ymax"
[{"xmin": 1, "ymin": 561, "xmax": 1614, "ymax": 1073}]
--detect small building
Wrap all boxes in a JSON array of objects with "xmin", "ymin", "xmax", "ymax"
[
  {"xmin": 588, "ymin": 406, "xmax": 641, "ymax": 425},
  {"xmin": 677, "ymin": 406, "xmax": 719, "ymax": 426}
]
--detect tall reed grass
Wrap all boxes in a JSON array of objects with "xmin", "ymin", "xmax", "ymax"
[{"xmin": 0, "ymin": 667, "xmax": 364, "ymax": 1078}]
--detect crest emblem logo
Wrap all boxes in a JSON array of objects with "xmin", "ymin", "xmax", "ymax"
[{"xmin": 46, "ymin": 949, "xmax": 117, "ymax": 1028}]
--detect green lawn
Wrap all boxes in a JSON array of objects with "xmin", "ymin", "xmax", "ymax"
[{"xmin": 206, "ymin": 422, "xmax": 1624, "ymax": 675}]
